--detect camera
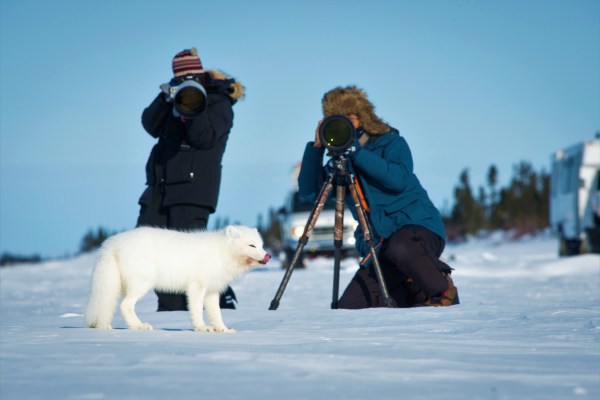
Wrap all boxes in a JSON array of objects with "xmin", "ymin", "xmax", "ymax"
[
  {"xmin": 168, "ymin": 75, "xmax": 207, "ymax": 119},
  {"xmin": 318, "ymin": 115, "xmax": 356, "ymax": 156}
]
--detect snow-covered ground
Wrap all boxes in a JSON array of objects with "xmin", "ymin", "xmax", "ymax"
[{"xmin": 0, "ymin": 234, "xmax": 598, "ymax": 400}]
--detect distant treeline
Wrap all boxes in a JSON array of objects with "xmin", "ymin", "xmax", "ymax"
[
  {"xmin": 0, "ymin": 253, "xmax": 42, "ymax": 267},
  {"xmin": 442, "ymin": 161, "xmax": 549, "ymax": 241},
  {"xmin": 0, "ymin": 227, "xmax": 117, "ymax": 267},
  {"xmin": 259, "ymin": 159, "xmax": 550, "ymax": 249},
  {"xmin": 2, "ymin": 160, "xmax": 550, "ymax": 266}
]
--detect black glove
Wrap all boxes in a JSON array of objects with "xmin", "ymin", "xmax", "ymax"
[{"xmin": 344, "ymin": 138, "xmax": 362, "ymax": 160}]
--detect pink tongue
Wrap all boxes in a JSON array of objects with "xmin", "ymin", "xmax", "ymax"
[{"xmin": 260, "ymin": 254, "xmax": 271, "ymax": 264}]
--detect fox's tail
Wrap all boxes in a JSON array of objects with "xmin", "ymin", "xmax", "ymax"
[{"xmin": 85, "ymin": 246, "xmax": 122, "ymax": 329}]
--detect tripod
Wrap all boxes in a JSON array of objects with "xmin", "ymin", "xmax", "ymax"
[{"xmin": 269, "ymin": 155, "xmax": 394, "ymax": 310}]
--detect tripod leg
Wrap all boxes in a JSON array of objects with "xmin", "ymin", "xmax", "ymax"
[
  {"xmin": 331, "ymin": 183, "xmax": 346, "ymax": 309},
  {"xmin": 269, "ymin": 175, "xmax": 335, "ymax": 310},
  {"xmin": 347, "ymin": 178, "xmax": 394, "ymax": 308}
]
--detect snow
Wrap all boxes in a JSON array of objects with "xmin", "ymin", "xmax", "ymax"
[{"xmin": 1, "ymin": 235, "xmax": 599, "ymax": 400}]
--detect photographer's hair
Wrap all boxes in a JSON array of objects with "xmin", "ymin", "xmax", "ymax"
[{"xmin": 322, "ymin": 86, "xmax": 389, "ymax": 135}]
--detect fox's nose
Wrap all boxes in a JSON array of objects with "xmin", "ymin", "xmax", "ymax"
[{"xmin": 260, "ymin": 253, "xmax": 271, "ymax": 264}]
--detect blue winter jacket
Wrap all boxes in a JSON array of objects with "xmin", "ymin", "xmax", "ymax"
[{"xmin": 298, "ymin": 129, "xmax": 446, "ymax": 257}]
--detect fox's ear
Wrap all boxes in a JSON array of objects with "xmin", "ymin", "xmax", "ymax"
[{"xmin": 226, "ymin": 225, "xmax": 241, "ymax": 239}]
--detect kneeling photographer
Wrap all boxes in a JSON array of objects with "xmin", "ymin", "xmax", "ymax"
[
  {"xmin": 298, "ymin": 86, "xmax": 459, "ymax": 308},
  {"xmin": 136, "ymin": 48, "xmax": 244, "ymax": 311}
]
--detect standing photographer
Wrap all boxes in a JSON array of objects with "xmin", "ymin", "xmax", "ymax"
[
  {"xmin": 137, "ymin": 48, "xmax": 244, "ymax": 311},
  {"xmin": 298, "ymin": 86, "xmax": 459, "ymax": 308}
]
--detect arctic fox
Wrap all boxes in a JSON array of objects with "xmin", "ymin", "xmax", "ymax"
[{"xmin": 85, "ymin": 225, "xmax": 270, "ymax": 333}]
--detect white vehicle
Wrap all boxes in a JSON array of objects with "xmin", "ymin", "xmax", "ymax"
[
  {"xmin": 550, "ymin": 137, "xmax": 600, "ymax": 255},
  {"xmin": 278, "ymin": 189, "xmax": 358, "ymax": 268}
]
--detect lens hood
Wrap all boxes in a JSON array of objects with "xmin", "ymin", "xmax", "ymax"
[
  {"xmin": 318, "ymin": 115, "xmax": 356, "ymax": 155},
  {"xmin": 174, "ymin": 80, "xmax": 207, "ymax": 119}
]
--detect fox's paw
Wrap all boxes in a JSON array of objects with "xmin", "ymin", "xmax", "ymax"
[
  {"xmin": 214, "ymin": 326, "xmax": 236, "ymax": 334},
  {"xmin": 194, "ymin": 325, "xmax": 217, "ymax": 333},
  {"xmin": 131, "ymin": 323, "xmax": 154, "ymax": 331},
  {"xmin": 92, "ymin": 324, "xmax": 112, "ymax": 330}
]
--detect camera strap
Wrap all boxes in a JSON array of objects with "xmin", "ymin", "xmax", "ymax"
[
  {"xmin": 354, "ymin": 178, "xmax": 370, "ymax": 213},
  {"xmin": 358, "ymin": 132, "xmax": 370, "ymax": 147},
  {"xmin": 349, "ymin": 132, "xmax": 371, "ymax": 213}
]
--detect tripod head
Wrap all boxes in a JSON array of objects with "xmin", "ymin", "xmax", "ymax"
[
  {"xmin": 326, "ymin": 154, "xmax": 362, "ymax": 191},
  {"xmin": 326, "ymin": 153, "xmax": 349, "ymax": 172}
]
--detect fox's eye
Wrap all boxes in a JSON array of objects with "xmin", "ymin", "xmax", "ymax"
[{"xmin": 249, "ymin": 244, "xmax": 256, "ymax": 248}]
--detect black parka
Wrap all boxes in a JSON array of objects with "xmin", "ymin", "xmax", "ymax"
[{"xmin": 139, "ymin": 72, "xmax": 242, "ymax": 212}]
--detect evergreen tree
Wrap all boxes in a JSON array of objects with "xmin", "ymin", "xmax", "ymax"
[
  {"xmin": 445, "ymin": 161, "xmax": 550, "ymax": 240},
  {"xmin": 476, "ymin": 185, "xmax": 487, "ymax": 231},
  {"xmin": 449, "ymin": 169, "xmax": 484, "ymax": 236},
  {"xmin": 79, "ymin": 227, "xmax": 112, "ymax": 253},
  {"xmin": 510, "ymin": 161, "xmax": 538, "ymax": 232},
  {"xmin": 487, "ymin": 164, "xmax": 503, "ymax": 229},
  {"xmin": 538, "ymin": 169, "xmax": 550, "ymax": 228},
  {"xmin": 493, "ymin": 161, "xmax": 549, "ymax": 236}
]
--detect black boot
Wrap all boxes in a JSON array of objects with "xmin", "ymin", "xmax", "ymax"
[
  {"xmin": 156, "ymin": 292, "xmax": 188, "ymax": 311},
  {"xmin": 219, "ymin": 286, "xmax": 237, "ymax": 309}
]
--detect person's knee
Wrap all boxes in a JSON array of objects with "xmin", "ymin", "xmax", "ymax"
[{"xmin": 338, "ymin": 273, "xmax": 374, "ymax": 309}]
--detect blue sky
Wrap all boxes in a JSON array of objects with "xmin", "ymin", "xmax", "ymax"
[{"xmin": 1, "ymin": 0, "xmax": 599, "ymax": 257}]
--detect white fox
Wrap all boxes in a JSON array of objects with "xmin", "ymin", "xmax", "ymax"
[{"xmin": 85, "ymin": 225, "xmax": 270, "ymax": 333}]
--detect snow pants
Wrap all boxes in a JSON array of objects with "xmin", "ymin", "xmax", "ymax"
[{"xmin": 338, "ymin": 225, "xmax": 455, "ymax": 308}]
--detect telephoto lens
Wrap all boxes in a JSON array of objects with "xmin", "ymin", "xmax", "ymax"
[
  {"xmin": 318, "ymin": 115, "xmax": 356, "ymax": 154},
  {"xmin": 174, "ymin": 80, "xmax": 207, "ymax": 119}
]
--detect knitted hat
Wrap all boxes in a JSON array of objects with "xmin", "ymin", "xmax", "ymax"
[
  {"xmin": 322, "ymin": 86, "xmax": 390, "ymax": 135},
  {"xmin": 172, "ymin": 47, "xmax": 204, "ymax": 77}
]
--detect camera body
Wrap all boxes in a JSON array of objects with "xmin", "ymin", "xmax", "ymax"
[
  {"xmin": 167, "ymin": 74, "xmax": 207, "ymax": 119},
  {"xmin": 318, "ymin": 115, "xmax": 356, "ymax": 156}
]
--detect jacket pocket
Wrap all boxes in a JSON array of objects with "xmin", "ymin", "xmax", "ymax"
[{"xmin": 165, "ymin": 144, "xmax": 195, "ymax": 184}]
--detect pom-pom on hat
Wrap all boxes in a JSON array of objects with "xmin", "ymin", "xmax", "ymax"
[{"xmin": 172, "ymin": 47, "xmax": 204, "ymax": 77}]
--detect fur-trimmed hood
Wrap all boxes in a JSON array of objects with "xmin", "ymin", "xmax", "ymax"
[
  {"xmin": 205, "ymin": 69, "xmax": 244, "ymax": 101},
  {"xmin": 322, "ymin": 86, "xmax": 389, "ymax": 135}
]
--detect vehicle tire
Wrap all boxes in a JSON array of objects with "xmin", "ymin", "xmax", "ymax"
[
  {"xmin": 585, "ymin": 227, "xmax": 600, "ymax": 254},
  {"xmin": 560, "ymin": 236, "xmax": 582, "ymax": 256}
]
